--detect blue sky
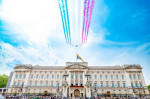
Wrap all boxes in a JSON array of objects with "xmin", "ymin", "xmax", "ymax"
[{"xmin": 0, "ymin": 0, "xmax": 150, "ymax": 85}]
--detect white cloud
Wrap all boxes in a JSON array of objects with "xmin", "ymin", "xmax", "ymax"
[{"xmin": 0, "ymin": 0, "xmax": 64, "ymax": 44}]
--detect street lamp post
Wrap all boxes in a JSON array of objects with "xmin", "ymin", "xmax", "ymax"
[
  {"xmin": 85, "ymin": 74, "xmax": 90, "ymax": 81},
  {"xmin": 63, "ymin": 74, "xmax": 69, "ymax": 98},
  {"xmin": 63, "ymin": 74, "xmax": 69, "ymax": 81},
  {"xmin": 94, "ymin": 83, "xmax": 97, "ymax": 98},
  {"xmin": 57, "ymin": 83, "xmax": 59, "ymax": 98},
  {"xmin": 132, "ymin": 86, "xmax": 136, "ymax": 98}
]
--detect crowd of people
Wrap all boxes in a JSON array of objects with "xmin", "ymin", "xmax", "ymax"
[{"xmin": 2, "ymin": 95, "xmax": 150, "ymax": 99}]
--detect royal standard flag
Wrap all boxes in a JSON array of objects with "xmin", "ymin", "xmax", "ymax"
[{"xmin": 77, "ymin": 54, "xmax": 84, "ymax": 62}]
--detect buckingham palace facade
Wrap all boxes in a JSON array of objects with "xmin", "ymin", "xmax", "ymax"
[{"xmin": 6, "ymin": 62, "xmax": 149, "ymax": 98}]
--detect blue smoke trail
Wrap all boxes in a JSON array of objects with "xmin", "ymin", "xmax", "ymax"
[
  {"xmin": 61, "ymin": 0, "xmax": 69, "ymax": 43},
  {"xmin": 64, "ymin": 0, "xmax": 71, "ymax": 43},
  {"xmin": 57, "ymin": 0, "xmax": 67, "ymax": 42}
]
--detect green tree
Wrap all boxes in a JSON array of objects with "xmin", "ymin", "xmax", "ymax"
[
  {"xmin": 148, "ymin": 85, "xmax": 150, "ymax": 90},
  {"xmin": 0, "ymin": 74, "xmax": 9, "ymax": 88}
]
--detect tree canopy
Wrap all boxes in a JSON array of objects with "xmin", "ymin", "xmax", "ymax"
[
  {"xmin": 0, "ymin": 74, "xmax": 9, "ymax": 88},
  {"xmin": 148, "ymin": 85, "xmax": 150, "ymax": 90}
]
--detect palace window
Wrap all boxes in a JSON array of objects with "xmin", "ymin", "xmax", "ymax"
[
  {"xmin": 80, "ymin": 75, "xmax": 82, "ymax": 79},
  {"xmin": 116, "ymin": 75, "xmax": 118, "ymax": 79},
  {"xmin": 20, "ymin": 75, "xmax": 22, "ymax": 79},
  {"xmin": 41, "ymin": 75, "xmax": 44, "ymax": 79},
  {"xmin": 16, "ymin": 75, "xmax": 18, "ymax": 79},
  {"xmin": 36, "ymin": 75, "xmax": 38, "ymax": 79},
  {"xmin": 24, "ymin": 74, "xmax": 26, "ymax": 79},
  {"xmin": 101, "ymin": 83, "xmax": 103, "ymax": 87},
  {"xmin": 95, "ymin": 75, "xmax": 97, "ymax": 79},
  {"xmin": 111, "ymin": 75, "xmax": 113, "ymax": 80},
  {"xmin": 95, "ymin": 83, "xmax": 97, "ymax": 87},
  {"xmin": 80, "ymin": 82, "xmax": 83, "ymax": 86},
  {"xmin": 51, "ymin": 83, "xmax": 53, "ymax": 87},
  {"xmin": 112, "ymin": 83, "xmax": 114, "ymax": 88},
  {"xmin": 18, "ymin": 82, "xmax": 20, "ymax": 87},
  {"xmin": 40, "ymin": 82, "xmax": 42, "ymax": 87},
  {"xmin": 56, "ymin": 83, "xmax": 59, "ymax": 87},
  {"xmin": 35, "ymin": 82, "xmax": 37, "ymax": 86},
  {"xmin": 30, "ymin": 82, "xmax": 32, "ymax": 86},
  {"xmin": 138, "ymin": 75, "xmax": 140, "ymax": 79},
  {"xmin": 123, "ymin": 83, "xmax": 126, "ymax": 88},
  {"xmin": 135, "ymin": 83, "xmax": 138, "ymax": 88},
  {"xmin": 71, "ymin": 75, "xmax": 73, "ymax": 79},
  {"xmin": 131, "ymin": 83, "xmax": 133, "ymax": 87},
  {"xmin": 52, "ymin": 75, "xmax": 54, "ymax": 79},
  {"xmin": 100, "ymin": 75, "xmax": 102, "ymax": 79},
  {"xmin": 129, "ymin": 75, "xmax": 132, "ymax": 79},
  {"xmin": 31, "ymin": 75, "xmax": 33, "ymax": 79},
  {"xmin": 47, "ymin": 75, "xmax": 49, "ymax": 79},
  {"xmin": 117, "ymin": 83, "xmax": 120, "ymax": 88},
  {"xmin": 133, "ymin": 75, "xmax": 136, "ymax": 79},
  {"xmin": 76, "ymin": 75, "xmax": 78, "ymax": 79},
  {"xmin": 140, "ymin": 83, "xmax": 142, "ymax": 87},
  {"xmin": 122, "ymin": 75, "xmax": 124, "ymax": 79},
  {"xmin": 14, "ymin": 82, "xmax": 16, "ymax": 86},
  {"xmin": 106, "ymin": 83, "xmax": 109, "ymax": 87},
  {"xmin": 57, "ymin": 75, "xmax": 59, "ymax": 79},
  {"xmin": 22, "ymin": 82, "xmax": 24, "ymax": 86},
  {"xmin": 89, "ymin": 75, "xmax": 92, "ymax": 79},
  {"xmin": 46, "ymin": 82, "xmax": 48, "ymax": 87},
  {"xmin": 105, "ymin": 75, "xmax": 108, "ymax": 79}
]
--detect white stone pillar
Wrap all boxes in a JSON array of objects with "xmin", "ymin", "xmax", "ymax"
[
  {"xmin": 124, "ymin": 72, "xmax": 131, "ymax": 88},
  {"xmin": 74, "ymin": 71, "xmax": 75, "ymax": 85},
  {"xmin": 24, "ymin": 71, "xmax": 30, "ymax": 87},
  {"xmin": 67, "ymin": 71, "xmax": 71, "ymax": 86}
]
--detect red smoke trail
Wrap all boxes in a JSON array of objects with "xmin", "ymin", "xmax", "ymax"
[
  {"xmin": 84, "ymin": 0, "xmax": 90, "ymax": 43},
  {"xmin": 86, "ymin": 0, "xmax": 95, "ymax": 43},
  {"xmin": 82, "ymin": 0, "xmax": 87, "ymax": 44}
]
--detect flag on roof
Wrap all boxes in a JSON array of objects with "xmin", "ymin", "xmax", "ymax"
[{"xmin": 77, "ymin": 53, "xmax": 84, "ymax": 62}]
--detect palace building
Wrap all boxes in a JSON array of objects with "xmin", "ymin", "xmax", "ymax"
[{"xmin": 6, "ymin": 62, "xmax": 149, "ymax": 98}]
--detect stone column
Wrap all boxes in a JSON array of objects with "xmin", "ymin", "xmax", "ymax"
[
  {"xmin": 67, "ymin": 71, "xmax": 71, "ymax": 86},
  {"xmin": 124, "ymin": 71, "xmax": 131, "ymax": 88},
  {"xmin": 74, "ymin": 71, "xmax": 75, "ymax": 85},
  {"xmin": 24, "ymin": 71, "xmax": 30, "ymax": 87}
]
